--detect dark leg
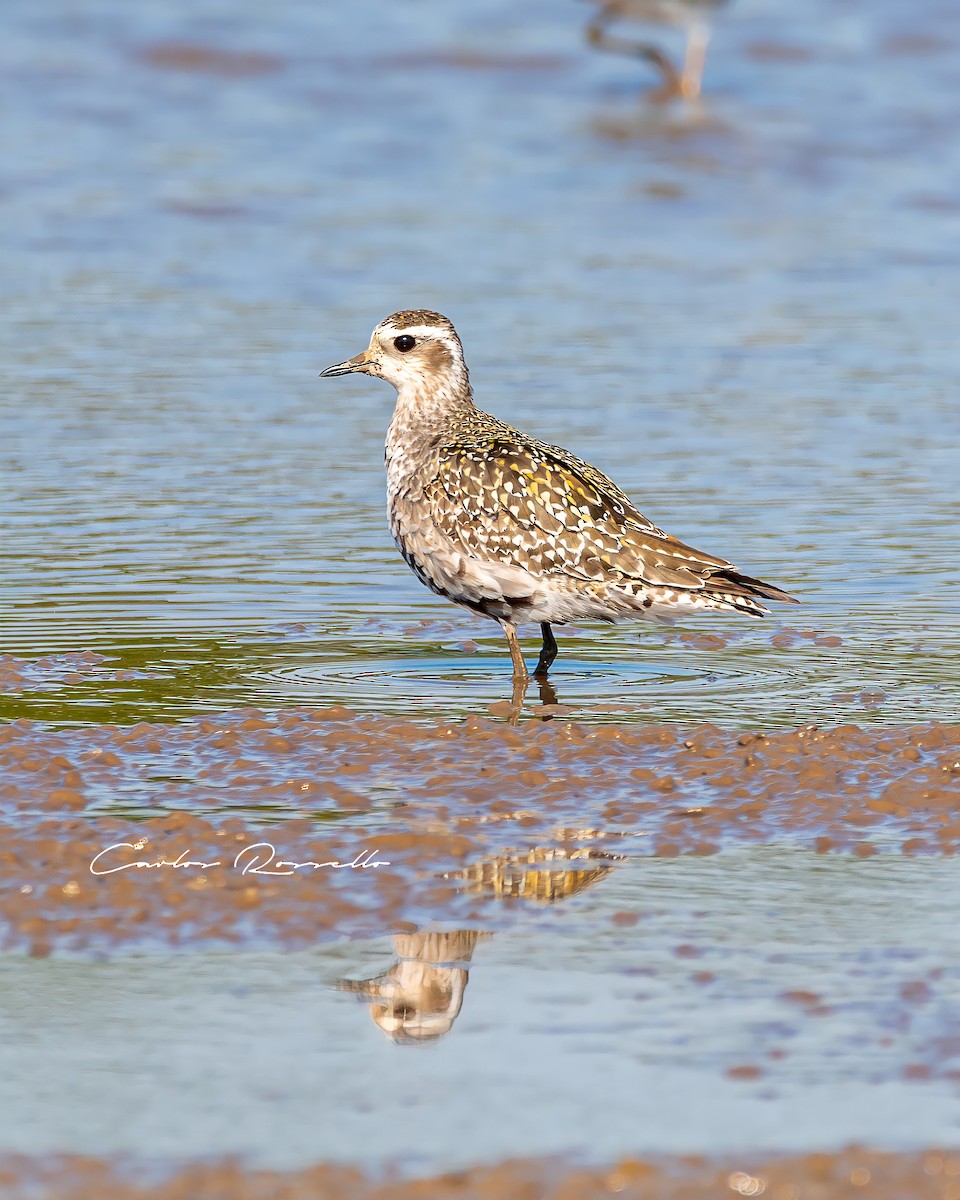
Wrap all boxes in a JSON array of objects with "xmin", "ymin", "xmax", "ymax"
[{"xmin": 534, "ymin": 622, "xmax": 558, "ymax": 678}]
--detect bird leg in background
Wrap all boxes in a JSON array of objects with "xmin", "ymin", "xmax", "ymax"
[
  {"xmin": 534, "ymin": 622, "xmax": 558, "ymax": 678},
  {"xmin": 680, "ymin": 21, "xmax": 710, "ymax": 99},
  {"xmin": 585, "ymin": 9, "xmax": 684, "ymax": 99}
]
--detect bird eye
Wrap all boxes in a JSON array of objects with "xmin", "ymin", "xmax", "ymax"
[{"xmin": 394, "ymin": 335, "xmax": 416, "ymax": 352}]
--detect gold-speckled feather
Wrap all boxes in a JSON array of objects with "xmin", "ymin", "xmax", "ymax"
[
  {"xmin": 320, "ymin": 309, "xmax": 798, "ymax": 692},
  {"xmin": 428, "ymin": 409, "xmax": 789, "ymax": 609}
]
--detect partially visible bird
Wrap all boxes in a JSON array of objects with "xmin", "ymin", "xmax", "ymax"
[
  {"xmin": 585, "ymin": 0, "xmax": 729, "ymax": 100},
  {"xmin": 321, "ymin": 310, "xmax": 796, "ymax": 701}
]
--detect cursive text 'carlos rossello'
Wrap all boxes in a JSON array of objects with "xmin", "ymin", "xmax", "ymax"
[{"xmin": 89, "ymin": 841, "xmax": 390, "ymax": 877}]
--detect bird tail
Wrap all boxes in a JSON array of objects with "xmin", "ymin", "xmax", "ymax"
[{"xmin": 704, "ymin": 568, "xmax": 799, "ymax": 616}]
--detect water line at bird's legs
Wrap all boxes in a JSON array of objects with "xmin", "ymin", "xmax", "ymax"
[{"xmin": 498, "ymin": 618, "xmax": 530, "ymax": 725}]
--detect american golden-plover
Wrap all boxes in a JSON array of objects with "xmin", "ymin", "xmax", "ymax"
[
  {"xmin": 586, "ymin": 0, "xmax": 728, "ymax": 100},
  {"xmin": 322, "ymin": 310, "xmax": 796, "ymax": 698}
]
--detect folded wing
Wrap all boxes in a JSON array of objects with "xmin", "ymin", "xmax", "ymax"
[{"xmin": 426, "ymin": 433, "xmax": 796, "ymax": 609}]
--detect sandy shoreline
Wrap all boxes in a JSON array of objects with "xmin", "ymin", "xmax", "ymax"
[
  {"xmin": 3, "ymin": 1149, "xmax": 959, "ymax": 1199},
  {"xmin": 1, "ymin": 711, "xmax": 957, "ymax": 953}
]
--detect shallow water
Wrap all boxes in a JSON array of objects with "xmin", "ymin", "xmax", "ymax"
[
  {"xmin": 3, "ymin": 852, "xmax": 959, "ymax": 1172},
  {"xmin": 3, "ymin": 0, "xmax": 959, "ymax": 726}
]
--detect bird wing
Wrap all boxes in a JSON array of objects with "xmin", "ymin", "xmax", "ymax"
[{"xmin": 428, "ymin": 436, "xmax": 736, "ymax": 591}]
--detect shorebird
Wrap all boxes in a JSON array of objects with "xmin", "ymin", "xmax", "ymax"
[
  {"xmin": 321, "ymin": 311, "xmax": 796, "ymax": 701},
  {"xmin": 585, "ymin": 0, "xmax": 728, "ymax": 100}
]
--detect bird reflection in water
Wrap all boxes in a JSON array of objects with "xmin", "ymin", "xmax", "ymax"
[
  {"xmin": 336, "ymin": 849, "xmax": 621, "ymax": 1043},
  {"xmin": 335, "ymin": 930, "xmax": 486, "ymax": 1045},
  {"xmin": 585, "ymin": 0, "xmax": 728, "ymax": 100},
  {"xmin": 507, "ymin": 668, "xmax": 561, "ymax": 724},
  {"xmin": 449, "ymin": 846, "xmax": 621, "ymax": 904}
]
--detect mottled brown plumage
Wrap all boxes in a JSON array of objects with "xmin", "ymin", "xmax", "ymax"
[
  {"xmin": 428, "ymin": 414, "xmax": 789, "ymax": 609},
  {"xmin": 321, "ymin": 310, "xmax": 797, "ymax": 692}
]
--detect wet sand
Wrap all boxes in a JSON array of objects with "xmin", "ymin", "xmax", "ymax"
[
  {"xmin": 0, "ymin": 708, "xmax": 957, "ymax": 952},
  {"xmin": 3, "ymin": 1149, "xmax": 960, "ymax": 1199}
]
